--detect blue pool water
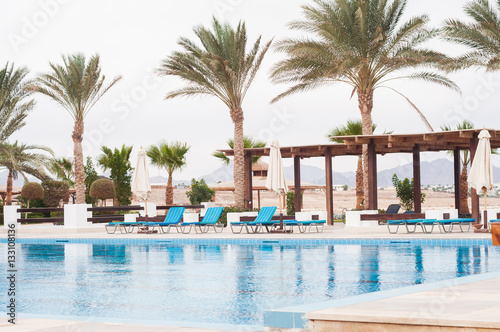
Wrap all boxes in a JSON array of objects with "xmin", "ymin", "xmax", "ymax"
[{"xmin": 1, "ymin": 241, "xmax": 500, "ymax": 328}]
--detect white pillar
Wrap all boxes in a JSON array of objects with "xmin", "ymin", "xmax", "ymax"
[
  {"xmin": 64, "ymin": 204, "xmax": 92, "ymax": 229},
  {"xmin": 3, "ymin": 206, "xmax": 20, "ymax": 229},
  {"xmin": 139, "ymin": 202, "xmax": 157, "ymax": 217},
  {"xmin": 201, "ymin": 202, "xmax": 216, "ymax": 216}
]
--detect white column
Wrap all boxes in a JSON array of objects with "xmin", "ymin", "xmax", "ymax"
[
  {"xmin": 64, "ymin": 204, "xmax": 93, "ymax": 229},
  {"xmin": 3, "ymin": 206, "xmax": 20, "ymax": 229},
  {"xmin": 139, "ymin": 202, "xmax": 157, "ymax": 217}
]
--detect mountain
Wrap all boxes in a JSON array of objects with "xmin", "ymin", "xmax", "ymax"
[
  {"xmin": 150, "ymin": 176, "xmax": 191, "ymax": 187},
  {"xmin": 195, "ymin": 158, "xmax": 500, "ymax": 188}
]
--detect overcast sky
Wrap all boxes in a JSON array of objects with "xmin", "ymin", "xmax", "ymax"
[{"xmin": 2, "ymin": 0, "xmax": 500, "ymax": 181}]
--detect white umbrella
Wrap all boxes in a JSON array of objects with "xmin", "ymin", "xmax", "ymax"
[
  {"xmin": 266, "ymin": 140, "xmax": 288, "ymax": 228},
  {"xmin": 468, "ymin": 129, "xmax": 493, "ymax": 228},
  {"xmin": 132, "ymin": 147, "xmax": 152, "ymax": 220}
]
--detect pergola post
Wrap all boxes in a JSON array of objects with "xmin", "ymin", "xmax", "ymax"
[
  {"xmin": 454, "ymin": 148, "xmax": 461, "ymax": 214},
  {"xmin": 470, "ymin": 133, "xmax": 480, "ymax": 224},
  {"xmin": 244, "ymin": 152, "xmax": 253, "ymax": 210},
  {"xmin": 325, "ymin": 148, "xmax": 334, "ymax": 225},
  {"xmin": 294, "ymin": 155, "xmax": 302, "ymax": 213},
  {"xmin": 367, "ymin": 140, "xmax": 378, "ymax": 210},
  {"xmin": 413, "ymin": 144, "xmax": 421, "ymax": 214}
]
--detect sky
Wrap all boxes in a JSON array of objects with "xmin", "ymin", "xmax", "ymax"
[{"xmin": 2, "ymin": 0, "xmax": 500, "ymax": 182}]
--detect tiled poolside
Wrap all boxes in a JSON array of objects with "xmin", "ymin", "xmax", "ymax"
[{"xmin": 1, "ymin": 224, "xmax": 499, "ymax": 332}]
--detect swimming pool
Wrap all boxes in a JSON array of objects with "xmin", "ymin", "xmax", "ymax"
[{"xmin": 1, "ymin": 239, "xmax": 499, "ymax": 329}]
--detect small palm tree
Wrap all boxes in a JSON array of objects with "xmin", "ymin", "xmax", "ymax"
[
  {"xmin": 33, "ymin": 53, "xmax": 122, "ymax": 204},
  {"xmin": 97, "ymin": 145, "xmax": 133, "ymax": 206},
  {"xmin": 0, "ymin": 142, "xmax": 53, "ymax": 205},
  {"xmin": 157, "ymin": 18, "xmax": 272, "ymax": 209},
  {"xmin": 213, "ymin": 136, "xmax": 266, "ymax": 165},
  {"xmin": 329, "ymin": 120, "xmax": 390, "ymax": 209},
  {"xmin": 0, "ymin": 63, "xmax": 35, "ymax": 148},
  {"xmin": 147, "ymin": 142, "xmax": 190, "ymax": 205},
  {"xmin": 271, "ymin": 0, "xmax": 458, "ymax": 206},
  {"xmin": 443, "ymin": 0, "xmax": 500, "ymax": 71},
  {"xmin": 50, "ymin": 157, "xmax": 74, "ymax": 187}
]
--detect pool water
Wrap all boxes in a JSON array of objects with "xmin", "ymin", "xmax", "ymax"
[{"xmin": 1, "ymin": 242, "xmax": 500, "ymax": 328}]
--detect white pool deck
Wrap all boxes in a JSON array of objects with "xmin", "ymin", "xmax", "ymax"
[{"xmin": 1, "ymin": 223, "xmax": 499, "ymax": 331}]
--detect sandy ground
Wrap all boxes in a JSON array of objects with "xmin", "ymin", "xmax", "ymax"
[{"xmin": 143, "ymin": 185, "xmax": 500, "ymax": 213}]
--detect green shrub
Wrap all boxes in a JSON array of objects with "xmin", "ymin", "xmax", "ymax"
[
  {"xmin": 90, "ymin": 179, "xmax": 116, "ymax": 203},
  {"xmin": 286, "ymin": 191, "xmax": 303, "ymax": 216},
  {"xmin": 21, "ymin": 182, "xmax": 44, "ymax": 203},
  {"xmin": 42, "ymin": 181, "xmax": 70, "ymax": 207},
  {"xmin": 392, "ymin": 174, "xmax": 426, "ymax": 211},
  {"xmin": 186, "ymin": 179, "xmax": 215, "ymax": 205}
]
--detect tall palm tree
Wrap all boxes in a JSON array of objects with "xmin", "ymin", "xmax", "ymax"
[
  {"xmin": 147, "ymin": 142, "xmax": 190, "ymax": 205},
  {"xmin": 441, "ymin": 121, "xmax": 473, "ymax": 214},
  {"xmin": 97, "ymin": 145, "xmax": 133, "ymax": 206},
  {"xmin": 213, "ymin": 136, "xmax": 266, "ymax": 165},
  {"xmin": 270, "ymin": 0, "xmax": 458, "ymax": 206},
  {"xmin": 329, "ymin": 120, "xmax": 390, "ymax": 209},
  {"xmin": 50, "ymin": 157, "xmax": 74, "ymax": 187},
  {"xmin": 157, "ymin": 18, "xmax": 272, "ymax": 209},
  {"xmin": 443, "ymin": 0, "xmax": 500, "ymax": 71},
  {"xmin": 33, "ymin": 53, "xmax": 122, "ymax": 204},
  {"xmin": 0, "ymin": 141, "xmax": 53, "ymax": 205},
  {"xmin": 0, "ymin": 63, "xmax": 35, "ymax": 148}
]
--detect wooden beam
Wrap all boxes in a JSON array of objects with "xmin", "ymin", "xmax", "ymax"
[
  {"xmin": 355, "ymin": 137, "xmax": 372, "ymax": 144},
  {"xmin": 367, "ymin": 140, "xmax": 378, "ymax": 210},
  {"xmin": 454, "ymin": 148, "xmax": 461, "ymax": 213},
  {"xmin": 294, "ymin": 155, "xmax": 302, "ymax": 213},
  {"xmin": 470, "ymin": 133, "xmax": 480, "ymax": 224},
  {"xmin": 325, "ymin": 149, "xmax": 334, "ymax": 225},
  {"xmin": 244, "ymin": 152, "xmax": 253, "ymax": 210},
  {"xmin": 459, "ymin": 131, "xmax": 474, "ymax": 138},
  {"xmin": 413, "ymin": 144, "xmax": 421, "ymax": 214}
]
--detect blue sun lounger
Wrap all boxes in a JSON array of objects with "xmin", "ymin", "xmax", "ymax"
[
  {"xmin": 105, "ymin": 221, "xmax": 142, "ymax": 234},
  {"xmin": 435, "ymin": 218, "xmax": 475, "ymax": 233},
  {"xmin": 283, "ymin": 220, "xmax": 326, "ymax": 233},
  {"xmin": 230, "ymin": 206, "xmax": 277, "ymax": 234},
  {"xmin": 386, "ymin": 219, "xmax": 438, "ymax": 234},
  {"xmin": 142, "ymin": 207, "xmax": 185, "ymax": 234},
  {"xmin": 178, "ymin": 207, "xmax": 224, "ymax": 234}
]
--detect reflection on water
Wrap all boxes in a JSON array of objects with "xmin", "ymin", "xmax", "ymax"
[{"xmin": 1, "ymin": 243, "xmax": 499, "ymax": 328}]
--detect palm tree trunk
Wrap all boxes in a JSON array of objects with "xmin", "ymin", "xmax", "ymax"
[
  {"xmin": 358, "ymin": 90, "xmax": 374, "ymax": 209},
  {"xmin": 231, "ymin": 107, "xmax": 245, "ymax": 209},
  {"xmin": 460, "ymin": 163, "xmax": 470, "ymax": 214},
  {"xmin": 6, "ymin": 169, "xmax": 13, "ymax": 205},
  {"xmin": 166, "ymin": 172, "xmax": 174, "ymax": 205},
  {"xmin": 72, "ymin": 119, "xmax": 86, "ymax": 204},
  {"xmin": 355, "ymin": 156, "xmax": 364, "ymax": 209}
]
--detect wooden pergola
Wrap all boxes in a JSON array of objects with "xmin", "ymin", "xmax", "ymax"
[{"xmin": 219, "ymin": 129, "xmax": 500, "ymax": 225}]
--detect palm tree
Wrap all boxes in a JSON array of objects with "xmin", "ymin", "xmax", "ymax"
[
  {"xmin": 443, "ymin": 0, "xmax": 500, "ymax": 71},
  {"xmin": 97, "ymin": 145, "xmax": 133, "ymax": 206},
  {"xmin": 33, "ymin": 53, "xmax": 122, "ymax": 204},
  {"xmin": 270, "ymin": 0, "xmax": 458, "ymax": 207},
  {"xmin": 0, "ymin": 142, "xmax": 53, "ymax": 205},
  {"xmin": 50, "ymin": 157, "xmax": 74, "ymax": 187},
  {"xmin": 147, "ymin": 142, "xmax": 190, "ymax": 205},
  {"xmin": 213, "ymin": 136, "xmax": 266, "ymax": 165},
  {"xmin": 441, "ymin": 121, "xmax": 497, "ymax": 214},
  {"xmin": 157, "ymin": 18, "xmax": 272, "ymax": 209},
  {"xmin": 0, "ymin": 63, "xmax": 35, "ymax": 148},
  {"xmin": 329, "ymin": 120, "xmax": 390, "ymax": 209}
]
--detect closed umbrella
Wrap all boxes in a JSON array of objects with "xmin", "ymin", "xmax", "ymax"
[
  {"xmin": 468, "ymin": 129, "xmax": 493, "ymax": 228},
  {"xmin": 266, "ymin": 140, "xmax": 288, "ymax": 230},
  {"xmin": 132, "ymin": 147, "xmax": 152, "ymax": 221}
]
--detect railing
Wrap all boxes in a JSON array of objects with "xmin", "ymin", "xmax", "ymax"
[{"xmin": 17, "ymin": 207, "xmax": 64, "ymax": 224}]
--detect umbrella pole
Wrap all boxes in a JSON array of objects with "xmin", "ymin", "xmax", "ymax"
[
  {"xmin": 484, "ymin": 187, "xmax": 487, "ymax": 229},
  {"xmin": 279, "ymin": 193, "xmax": 283, "ymax": 230},
  {"xmin": 145, "ymin": 199, "xmax": 149, "ymax": 223}
]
